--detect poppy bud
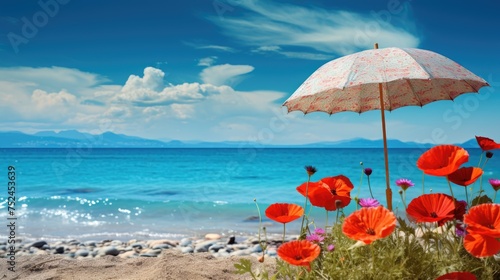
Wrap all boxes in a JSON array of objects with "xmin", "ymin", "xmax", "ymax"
[
  {"xmin": 364, "ymin": 168, "xmax": 372, "ymax": 176},
  {"xmin": 258, "ymin": 254, "xmax": 265, "ymax": 262},
  {"xmin": 305, "ymin": 165, "xmax": 317, "ymax": 176},
  {"xmin": 335, "ymin": 200, "xmax": 342, "ymax": 209},
  {"xmin": 486, "ymin": 151, "xmax": 494, "ymax": 159}
]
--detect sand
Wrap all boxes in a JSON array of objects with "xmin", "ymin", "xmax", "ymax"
[{"xmin": 1, "ymin": 250, "xmax": 276, "ymax": 280}]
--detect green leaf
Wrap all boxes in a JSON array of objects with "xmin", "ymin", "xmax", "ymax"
[
  {"xmin": 234, "ymin": 259, "xmax": 253, "ymax": 275},
  {"xmin": 471, "ymin": 194, "xmax": 493, "ymax": 206},
  {"xmin": 397, "ymin": 217, "xmax": 415, "ymax": 235}
]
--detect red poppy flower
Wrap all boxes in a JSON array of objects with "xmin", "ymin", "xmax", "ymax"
[
  {"xmin": 475, "ymin": 136, "xmax": 500, "ymax": 151},
  {"xmin": 297, "ymin": 181, "xmax": 324, "ymax": 207},
  {"xmin": 277, "ymin": 240, "xmax": 321, "ymax": 271},
  {"xmin": 463, "ymin": 232, "xmax": 500, "ymax": 258},
  {"xmin": 297, "ymin": 175, "xmax": 353, "ymax": 211},
  {"xmin": 417, "ymin": 145, "xmax": 469, "ymax": 176},
  {"xmin": 435, "ymin": 271, "xmax": 477, "ymax": 280},
  {"xmin": 406, "ymin": 193, "xmax": 456, "ymax": 226},
  {"xmin": 447, "ymin": 167, "xmax": 483, "ymax": 186},
  {"xmin": 454, "ymin": 200, "xmax": 467, "ymax": 221},
  {"xmin": 463, "ymin": 204, "xmax": 500, "ymax": 257},
  {"xmin": 342, "ymin": 206, "xmax": 396, "ymax": 245},
  {"xmin": 315, "ymin": 175, "xmax": 353, "ymax": 211},
  {"xmin": 265, "ymin": 203, "xmax": 304, "ymax": 224},
  {"xmin": 464, "ymin": 204, "xmax": 500, "ymax": 238}
]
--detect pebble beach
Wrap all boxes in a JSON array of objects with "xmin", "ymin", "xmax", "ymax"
[
  {"xmin": 1, "ymin": 233, "xmax": 288, "ymax": 259},
  {"xmin": 0, "ymin": 234, "xmax": 283, "ymax": 279}
]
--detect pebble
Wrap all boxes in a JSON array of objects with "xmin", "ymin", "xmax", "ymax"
[
  {"xmin": 131, "ymin": 242, "xmax": 147, "ymax": 249},
  {"xmin": 75, "ymin": 249, "xmax": 89, "ymax": 257},
  {"xmin": 194, "ymin": 240, "xmax": 218, "ymax": 253},
  {"xmin": 84, "ymin": 241, "xmax": 97, "ymax": 247},
  {"xmin": 0, "ymin": 235, "xmax": 286, "ymax": 260},
  {"xmin": 251, "ymin": 244, "xmax": 263, "ymax": 253},
  {"xmin": 180, "ymin": 247, "xmax": 194, "ymax": 254},
  {"xmin": 120, "ymin": 251, "xmax": 138, "ymax": 259},
  {"xmin": 30, "ymin": 240, "xmax": 48, "ymax": 249},
  {"xmin": 54, "ymin": 246, "xmax": 65, "ymax": 254},
  {"xmin": 204, "ymin": 233, "xmax": 222, "ymax": 240},
  {"xmin": 101, "ymin": 246, "xmax": 120, "ymax": 256},
  {"xmin": 179, "ymin": 238, "xmax": 192, "ymax": 247},
  {"xmin": 152, "ymin": 244, "xmax": 172, "ymax": 250}
]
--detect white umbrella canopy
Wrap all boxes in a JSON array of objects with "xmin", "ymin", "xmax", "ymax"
[{"xmin": 283, "ymin": 44, "xmax": 489, "ymax": 211}]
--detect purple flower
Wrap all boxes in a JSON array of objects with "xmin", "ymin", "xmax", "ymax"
[
  {"xmin": 489, "ymin": 178, "xmax": 500, "ymax": 191},
  {"xmin": 327, "ymin": 244, "xmax": 335, "ymax": 252},
  {"xmin": 455, "ymin": 223, "xmax": 466, "ymax": 237},
  {"xmin": 306, "ymin": 234, "xmax": 325, "ymax": 243},
  {"xmin": 358, "ymin": 198, "xmax": 380, "ymax": 208},
  {"xmin": 314, "ymin": 228, "xmax": 325, "ymax": 235},
  {"xmin": 395, "ymin": 178, "xmax": 414, "ymax": 191},
  {"xmin": 364, "ymin": 168, "xmax": 372, "ymax": 176}
]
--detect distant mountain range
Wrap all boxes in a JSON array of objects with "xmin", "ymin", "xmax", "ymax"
[{"xmin": 0, "ymin": 130, "xmax": 481, "ymax": 148}]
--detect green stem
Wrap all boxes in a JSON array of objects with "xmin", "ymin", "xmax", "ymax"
[
  {"xmin": 422, "ymin": 172, "xmax": 425, "ymax": 195},
  {"xmin": 357, "ymin": 163, "xmax": 364, "ymax": 199},
  {"xmin": 325, "ymin": 209, "xmax": 329, "ymax": 228},
  {"xmin": 254, "ymin": 199, "xmax": 262, "ymax": 241},
  {"xmin": 367, "ymin": 176, "xmax": 374, "ymax": 199},
  {"xmin": 399, "ymin": 191, "xmax": 407, "ymax": 210},
  {"xmin": 282, "ymin": 223, "xmax": 286, "ymax": 243},
  {"xmin": 470, "ymin": 152, "xmax": 486, "ymax": 198},
  {"xmin": 300, "ymin": 176, "xmax": 311, "ymax": 238},
  {"xmin": 482, "ymin": 158, "xmax": 490, "ymax": 169},
  {"xmin": 447, "ymin": 179, "xmax": 456, "ymax": 202},
  {"xmin": 465, "ymin": 186, "xmax": 469, "ymax": 206},
  {"xmin": 494, "ymin": 191, "xmax": 498, "ymax": 203},
  {"xmin": 478, "ymin": 173, "xmax": 484, "ymax": 197},
  {"xmin": 254, "ymin": 199, "xmax": 268, "ymax": 255}
]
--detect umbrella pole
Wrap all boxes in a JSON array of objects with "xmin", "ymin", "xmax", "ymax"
[
  {"xmin": 374, "ymin": 43, "xmax": 393, "ymax": 211},
  {"xmin": 379, "ymin": 83, "xmax": 392, "ymax": 211}
]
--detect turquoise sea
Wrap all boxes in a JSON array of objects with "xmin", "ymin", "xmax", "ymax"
[{"xmin": 1, "ymin": 148, "xmax": 498, "ymax": 242}]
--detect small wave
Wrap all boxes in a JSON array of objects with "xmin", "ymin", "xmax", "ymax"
[
  {"xmin": 232, "ymin": 175, "xmax": 262, "ymax": 180},
  {"xmin": 213, "ymin": 200, "xmax": 228, "ymax": 205},
  {"xmin": 146, "ymin": 190, "xmax": 179, "ymax": 196},
  {"xmin": 60, "ymin": 188, "xmax": 101, "ymax": 195},
  {"xmin": 118, "ymin": 208, "xmax": 131, "ymax": 214}
]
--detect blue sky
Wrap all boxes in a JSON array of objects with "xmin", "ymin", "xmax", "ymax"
[{"xmin": 0, "ymin": 0, "xmax": 498, "ymax": 144}]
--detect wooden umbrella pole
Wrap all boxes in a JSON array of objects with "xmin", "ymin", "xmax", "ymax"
[{"xmin": 374, "ymin": 43, "xmax": 393, "ymax": 211}]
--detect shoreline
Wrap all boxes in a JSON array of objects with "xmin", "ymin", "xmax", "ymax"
[
  {"xmin": 0, "ymin": 233, "xmax": 284, "ymax": 279},
  {"xmin": 1, "ymin": 232, "xmax": 291, "ymax": 259}
]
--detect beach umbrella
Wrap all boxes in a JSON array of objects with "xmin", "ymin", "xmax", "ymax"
[{"xmin": 283, "ymin": 43, "xmax": 489, "ymax": 211}]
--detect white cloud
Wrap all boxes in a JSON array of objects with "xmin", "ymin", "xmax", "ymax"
[
  {"xmin": 198, "ymin": 56, "xmax": 218, "ymax": 66},
  {"xmin": 196, "ymin": 44, "xmax": 236, "ymax": 52},
  {"xmin": 253, "ymin": 45, "xmax": 334, "ymax": 60},
  {"xmin": 0, "ymin": 66, "xmax": 107, "ymax": 94},
  {"xmin": 122, "ymin": 67, "xmax": 165, "ymax": 92},
  {"xmin": 200, "ymin": 64, "xmax": 254, "ymax": 86},
  {"xmin": 5, "ymin": 65, "xmax": 483, "ymax": 145},
  {"xmin": 209, "ymin": 0, "xmax": 420, "ymax": 57},
  {"xmin": 32, "ymin": 89, "xmax": 77, "ymax": 110},
  {"xmin": 170, "ymin": 104, "xmax": 195, "ymax": 119},
  {"xmin": 255, "ymin": 46, "xmax": 281, "ymax": 52},
  {"xmin": 184, "ymin": 42, "xmax": 236, "ymax": 53}
]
